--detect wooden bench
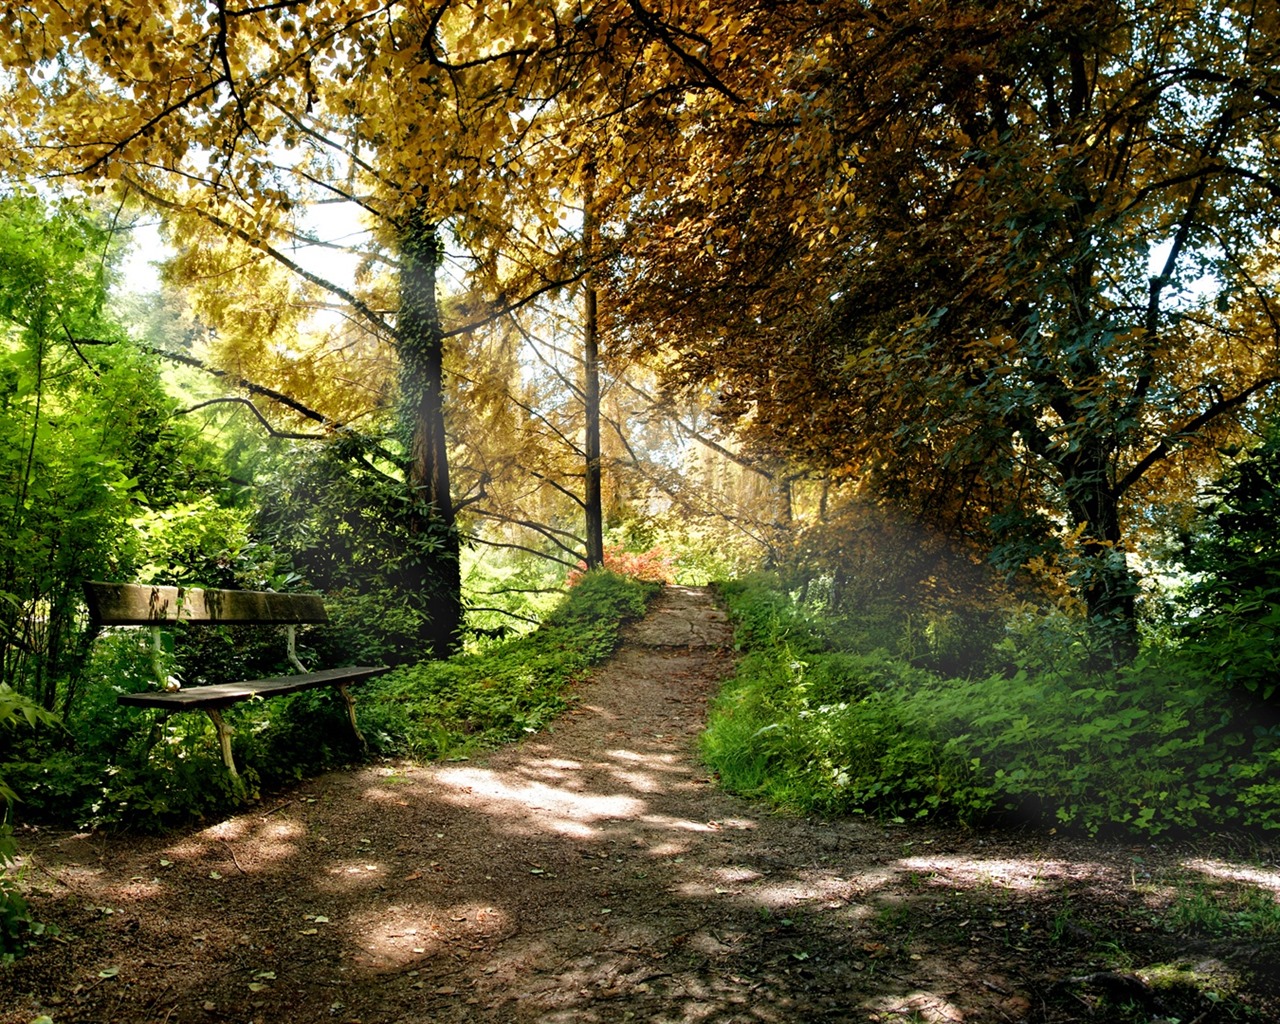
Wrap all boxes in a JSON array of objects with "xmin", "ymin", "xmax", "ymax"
[{"xmin": 84, "ymin": 582, "xmax": 390, "ymax": 779}]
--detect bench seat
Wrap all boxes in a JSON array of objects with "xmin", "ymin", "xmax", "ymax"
[{"xmin": 116, "ymin": 665, "xmax": 391, "ymax": 711}]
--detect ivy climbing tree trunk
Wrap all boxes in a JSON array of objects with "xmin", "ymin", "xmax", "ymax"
[
  {"xmin": 397, "ymin": 209, "xmax": 461, "ymax": 657},
  {"xmin": 1061, "ymin": 447, "xmax": 1138, "ymax": 649}
]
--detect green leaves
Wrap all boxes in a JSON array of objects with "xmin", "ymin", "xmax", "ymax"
[
  {"xmin": 1178, "ymin": 425, "xmax": 1280, "ymax": 701},
  {"xmin": 707, "ymin": 575, "xmax": 1280, "ymax": 836},
  {"xmin": 360, "ymin": 571, "xmax": 657, "ymax": 760}
]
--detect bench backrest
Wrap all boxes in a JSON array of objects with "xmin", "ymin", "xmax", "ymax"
[{"xmin": 84, "ymin": 582, "xmax": 329, "ymax": 627}]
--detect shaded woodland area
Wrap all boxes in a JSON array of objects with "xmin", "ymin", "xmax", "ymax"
[{"xmin": 2, "ymin": 2, "xmax": 1279, "ymax": 1014}]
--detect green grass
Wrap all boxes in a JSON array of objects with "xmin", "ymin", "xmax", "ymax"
[{"xmin": 1166, "ymin": 882, "xmax": 1280, "ymax": 938}]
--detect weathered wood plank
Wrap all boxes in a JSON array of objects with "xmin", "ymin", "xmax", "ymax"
[
  {"xmin": 116, "ymin": 666, "xmax": 391, "ymax": 710},
  {"xmin": 84, "ymin": 583, "xmax": 329, "ymax": 626}
]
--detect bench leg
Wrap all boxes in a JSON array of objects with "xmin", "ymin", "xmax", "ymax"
[
  {"xmin": 206, "ymin": 709, "xmax": 239, "ymax": 778},
  {"xmin": 337, "ymin": 684, "xmax": 366, "ymax": 751}
]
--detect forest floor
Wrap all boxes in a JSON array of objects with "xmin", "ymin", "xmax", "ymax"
[{"xmin": 2, "ymin": 586, "xmax": 1279, "ymax": 1024}]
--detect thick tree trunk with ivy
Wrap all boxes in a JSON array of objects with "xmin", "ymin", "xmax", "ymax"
[{"xmin": 396, "ymin": 211, "xmax": 461, "ymax": 657}]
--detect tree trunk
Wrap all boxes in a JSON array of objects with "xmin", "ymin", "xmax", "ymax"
[
  {"xmin": 397, "ymin": 209, "xmax": 461, "ymax": 657},
  {"xmin": 1061, "ymin": 446, "xmax": 1138, "ymax": 658},
  {"xmin": 582, "ymin": 169, "xmax": 605, "ymax": 570}
]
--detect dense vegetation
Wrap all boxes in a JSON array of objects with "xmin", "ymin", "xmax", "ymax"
[
  {"xmin": 705, "ymin": 574, "xmax": 1280, "ymax": 838},
  {"xmin": 3, "ymin": 0, "xmax": 1280, "ymax": 974}
]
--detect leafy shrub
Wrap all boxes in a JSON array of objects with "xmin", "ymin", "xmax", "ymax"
[
  {"xmin": 716, "ymin": 575, "xmax": 829, "ymax": 656},
  {"xmin": 566, "ymin": 545, "xmax": 675, "ymax": 587},
  {"xmin": 1177, "ymin": 427, "xmax": 1280, "ymax": 701},
  {"xmin": 252, "ymin": 436, "xmax": 460, "ymax": 661},
  {"xmin": 550, "ymin": 569, "xmax": 658, "ymax": 625},
  {"xmin": 0, "ymin": 824, "xmax": 36, "ymax": 964},
  {"xmin": 365, "ymin": 570, "xmax": 656, "ymax": 759},
  {"xmin": 1, "ymin": 684, "xmax": 60, "ymax": 959},
  {"xmin": 704, "ymin": 576, "xmax": 1280, "ymax": 836}
]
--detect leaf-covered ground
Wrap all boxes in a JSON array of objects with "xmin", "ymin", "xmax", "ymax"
[{"xmin": 2, "ymin": 587, "xmax": 1278, "ymax": 1023}]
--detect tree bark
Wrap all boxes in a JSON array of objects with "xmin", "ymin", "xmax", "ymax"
[
  {"xmin": 1061, "ymin": 444, "xmax": 1138, "ymax": 657},
  {"xmin": 582, "ymin": 168, "xmax": 605, "ymax": 570},
  {"xmin": 397, "ymin": 209, "xmax": 461, "ymax": 656}
]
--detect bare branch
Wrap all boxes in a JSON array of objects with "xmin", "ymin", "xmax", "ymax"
[
  {"xmin": 471, "ymin": 508, "xmax": 585, "ymax": 560},
  {"xmin": 1117, "ymin": 376, "xmax": 1280, "ymax": 496},
  {"xmin": 123, "ymin": 175, "xmax": 395, "ymax": 340},
  {"xmin": 469, "ymin": 537, "xmax": 579, "ymax": 570},
  {"xmin": 442, "ymin": 272, "xmax": 585, "ymax": 339},
  {"xmin": 176, "ymin": 397, "xmax": 328, "ymax": 439},
  {"xmin": 464, "ymin": 606, "xmax": 542, "ymax": 625}
]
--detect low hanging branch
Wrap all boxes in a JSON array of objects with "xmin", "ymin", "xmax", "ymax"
[
  {"xmin": 146, "ymin": 345, "xmax": 337, "ymax": 427},
  {"xmin": 145, "ymin": 346, "xmax": 405, "ymax": 478},
  {"xmin": 470, "ymin": 507, "xmax": 586, "ymax": 561},
  {"xmin": 469, "ymin": 536, "xmax": 580, "ymax": 570},
  {"xmin": 464, "ymin": 606, "xmax": 542, "ymax": 625},
  {"xmin": 176, "ymin": 397, "xmax": 328, "ymax": 440}
]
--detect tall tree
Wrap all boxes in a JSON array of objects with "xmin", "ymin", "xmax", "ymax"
[
  {"xmin": 1, "ymin": 0, "xmax": 758, "ymax": 647},
  {"xmin": 606, "ymin": 0, "xmax": 1280, "ymax": 641},
  {"xmin": 581, "ymin": 165, "xmax": 605, "ymax": 569},
  {"xmin": 0, "ymin": 1, "xmax": 564, "ymax": 652}
]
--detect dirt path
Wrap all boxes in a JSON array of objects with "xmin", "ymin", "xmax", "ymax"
[{"xmin": 3, "ymin": 586, "xmax": 1278, "ymax": 1024}]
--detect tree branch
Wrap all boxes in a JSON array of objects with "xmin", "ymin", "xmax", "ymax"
[
  {"xmin": 1117, "ymin": 376, "xmax": 1280, "ymax": 496},
  {"xmin": 464, "ymin": 606, "xmax": 542, "ymax": 625},
  {"xmin": 441, "ymin": 271, "xmax": 585, "ymax": 339},
  {"xmin": 471, "ymin": 508, "xmax": 585, "ymax": 560},
  {"xmin": 123, "ymin": 175, "xmax": 395, "ymax": 340},
  {"xmin": 468, "ymin": 536, "xmax": 579, "ymax": 570},
  {"xmin": 624, "ymin": 0, "xmax": 745, "ymax": 105},
  {"xmin": 176, "ymin": 396, "xmax": 328, "ymax": 439}
]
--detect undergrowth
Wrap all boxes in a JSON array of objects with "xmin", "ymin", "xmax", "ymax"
[
  {"xmin": 702, "ymin": 575, "xmax": 1280, "ymax": 837},
  {"xmin": 1, "ymin": 571, "xmax": 658, "ymax": 832},
  {"xmin": 359, "ymin": 570, "xmax": 657, "ymax": 759}
]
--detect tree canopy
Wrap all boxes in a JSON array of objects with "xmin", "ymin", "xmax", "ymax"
[
  {"xmin": 4, "ymin": 0, "xmax": 1280, "ymax": 639},
  {"xmin": 600, "ymin": 0, "xmax": 1280, "ymax": 633}
]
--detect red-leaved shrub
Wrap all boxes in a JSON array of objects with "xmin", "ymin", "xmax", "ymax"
[{"xmin": 566, "ymin": 545, "xmax": 675, "ymax": 588}]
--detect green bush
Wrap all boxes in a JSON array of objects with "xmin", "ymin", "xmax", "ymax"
[
  {"xmin": 1177, "ymin": 426, "xmax": 1280, "ymax": 702},
  {"xmin": 363, "ymin": 570, "xmax": 656, "ymax": 759},
  {"xmin": 1, "ymin": 683, "xmax": 60, "ymax": 959},
  {"xmin": 704, "ymin": 575, "xmax": 1280, "ymax": 836}
]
